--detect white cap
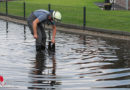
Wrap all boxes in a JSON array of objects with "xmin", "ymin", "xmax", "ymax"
[{"xmin": 52, "ymin": 11, "xmax": 62, "ymax": 21}]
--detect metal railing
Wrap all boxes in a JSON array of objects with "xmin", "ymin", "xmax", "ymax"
[
  {"xmin": 0, "ymin": 1, "xmax": 86, "ymax": 29},
  {"xmin": 0, "ymin": 1, "xmax": 130, "ymax": 32}
]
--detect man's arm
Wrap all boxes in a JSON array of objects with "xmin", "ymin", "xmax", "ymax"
[
  {"xmin": 51, "ymin": 25, "xmax": 56, "ymax": 43},
  {"xmin": 33, "ymin": 18, "xmax": 39, "ymax": 39}
]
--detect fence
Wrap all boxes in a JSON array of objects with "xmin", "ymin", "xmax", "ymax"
[
  {"xmin": 0, "ymin": 1, "xmax": 130, "ymax": 32},
  {"xmin": 0, "ymin": 1, "xmax": 86, "ymax": 29}
]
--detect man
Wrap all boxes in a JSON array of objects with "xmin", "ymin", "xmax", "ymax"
[{"xmin": 27, "ymin": 9, "xmax": 62, "ymax": 52}]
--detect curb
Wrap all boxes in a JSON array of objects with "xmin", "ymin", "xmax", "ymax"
[
  {"xmin": 0, "ymin": 13, "xmax": 130, "ymax": 41},
  {"xmin": 56, "ymin": 22, "xmax": 130, "ymax": 36}
]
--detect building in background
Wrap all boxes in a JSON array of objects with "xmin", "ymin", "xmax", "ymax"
[{"xmin": 110, "ymin": 0, "xmax": 130, "ymax": 10}]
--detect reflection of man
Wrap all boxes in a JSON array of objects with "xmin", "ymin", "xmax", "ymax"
[
  {"xmin": 29, "ymin": 52, "xmax": 58, "ymax": 89},
  {"xmin": 28, "ymin": 52, "xmax": 46, "ymax": 89},
  {"xmin": 33, "ymin": 52, "xmax": 46, "ymax": 75}
]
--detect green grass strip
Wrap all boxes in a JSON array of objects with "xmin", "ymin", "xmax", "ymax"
[{"xmin": 0, "ymin": 0, "xmax": 130, "ymax": 32}]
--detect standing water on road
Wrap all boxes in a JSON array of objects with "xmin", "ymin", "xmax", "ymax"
[{"xmin": 0, "ymin": 20, "xmax": 130, "ymax": 90}]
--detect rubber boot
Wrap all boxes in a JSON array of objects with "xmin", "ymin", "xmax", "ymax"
[
  {"xmin": 36, "ymin": 45, "xmax": 42, "ymax": 52},
  {"xmin": 41, "ymin": 45, "xmax": 45, "ymax": 53},
  {"xmin": 51, "ymin": 43, "xmax": 55, "ymax": 52},
  {"xmin": 48, "ymin": 41, "xmax": 55, "ymax": 52},
  {"xmin": 48, "ymin": 41, "xmax": 52, "ymax": 51}
]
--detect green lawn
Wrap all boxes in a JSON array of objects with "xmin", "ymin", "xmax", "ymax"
[
  {"xmin": 25, "ymin": 0, "xmax": 103, "ymax": 6},
  {"xmin": 0, "ymin": 0, "xmax": 130, "ymax": 32}
]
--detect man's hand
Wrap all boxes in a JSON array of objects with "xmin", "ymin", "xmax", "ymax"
[
  {"xmin": 34, "ymin": 34, "xmax": 38, "ymax": 39},
  {"xmin": 51, "ymin": 25, "xmax": 56, "ymax": 44},
  {"xmin": 51, "ymin": 39, "xmax": 55, "ymax": 43}
]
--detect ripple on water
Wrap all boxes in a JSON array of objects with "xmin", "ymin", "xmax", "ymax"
[{"xmin": 0, "ymin": 20, "xmax": 130, "ymax": 90}]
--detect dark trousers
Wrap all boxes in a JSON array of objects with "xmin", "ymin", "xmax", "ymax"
[{"xmin": 27, "ymin": 13, "xmax": 46, "ymax": 51}]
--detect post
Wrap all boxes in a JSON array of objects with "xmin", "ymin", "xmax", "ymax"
[
  {"xmin": 48, "ymin": 4, "xmax": 51, "ymax": 40},
  {"xmin": 48, "ymin": 4, "xmax": 51, "ymax": 11},
  {"xmin": 83, "ymin": 6, "xmax": 86, "ymax": 30},
  {"xmin": 23, "ymin": 2, "xmax": 26, "ymax": 19},
  {"xmin": 6, "ymin": 0, "xmax": 8, "ymax": 15}
]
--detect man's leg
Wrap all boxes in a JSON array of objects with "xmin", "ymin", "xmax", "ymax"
[
  {"xmin": 41, "ymin": 26, "xmax": 46, "ymax": 50},
  {"xmin": 39, "ymin": 24, "xmax": 46, "ymax": 51},
  {"xmin": 36, "ymin": 25, "xmax": 43, "ymax": 52}
]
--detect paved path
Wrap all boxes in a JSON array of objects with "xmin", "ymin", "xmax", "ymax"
[{"xmin": 0, "ymin": 15, "xmax": 130, "ymax": 41}]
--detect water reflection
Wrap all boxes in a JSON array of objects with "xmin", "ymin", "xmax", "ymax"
[
  {"xmin": 24, "ymin": 25, "xmax": 26, "ymax": 40},
  {"xmin": 6, "ymin": 21, "xmax": 8, "ymax": 38},
  {"xmin": 104, "ymin": 39, "xmax": 130, "ymax": 68},
  {"xmin": 0, "ymin": 20, "xmax": 130, "ymax": 90},
  {"xmin": 5, "ymin": 20, "xmax": 27, "ymax": 40},
  {"xmin": 29, "ymin": 51, "xmax": 60, "ymax": 89},
  {"xmin": 96, "ymin": 38, "xmax": 130, "ymax": 88},
  {"xmin": 67, "ymin": 35, "xmax": 130, "ymax": 88}
]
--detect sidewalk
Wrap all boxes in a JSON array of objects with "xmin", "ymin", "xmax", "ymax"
[{"xmin": 0, "ymin": 15, "xmax": 130, "ymax": 41}]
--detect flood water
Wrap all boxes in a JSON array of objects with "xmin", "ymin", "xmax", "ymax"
[{"xmin": 0, "ymin": 19, "xmax": 130, "ymax": 90}]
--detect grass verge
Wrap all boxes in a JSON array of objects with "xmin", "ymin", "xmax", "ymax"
[{"xmin": 0, "ymin": 0, "xmax": 130, "ymax": 32}]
